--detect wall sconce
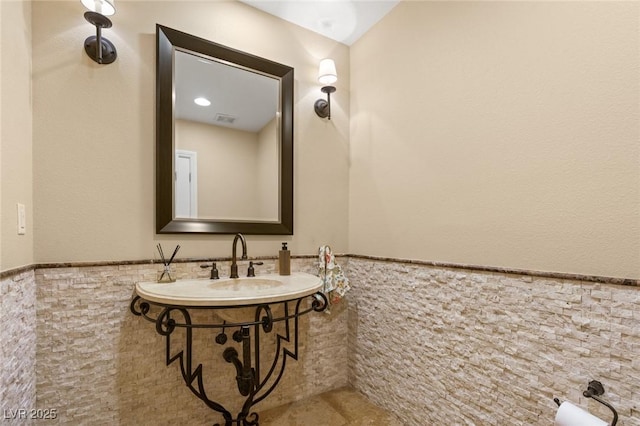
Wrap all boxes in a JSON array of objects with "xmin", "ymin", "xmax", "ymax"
[
  {"xmin": 81, "ymin": 0, "xmax": 117, "ymax": 64},
  {"xmin": 314, "ymin": 59, "xmax": 337, "ymax": 120}
]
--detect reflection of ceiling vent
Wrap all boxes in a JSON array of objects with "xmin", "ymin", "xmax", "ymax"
[{"xmin": 215, "ymin": 113, "xmax": 237, "ymax": 124}]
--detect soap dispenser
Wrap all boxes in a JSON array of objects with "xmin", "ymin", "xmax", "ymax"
[{"xmin": 279, "ymin": 242, "xmax": 290, "ymax": 276}]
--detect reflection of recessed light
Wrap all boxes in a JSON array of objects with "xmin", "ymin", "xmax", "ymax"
[{"xmin": 194, "ymin": 97, "xmax": 211, "ymax": 106}]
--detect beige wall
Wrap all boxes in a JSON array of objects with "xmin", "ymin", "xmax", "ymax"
[
  {"xmin": 32, "ymin": 1, "xmax": 350, "ymax": 264},
  {"xmin": 1, "ymin": 0, "xmax": 33, "ymax": 271},
  {"xmin": 349, "ymin": 1, "xmax": 640, "ymax": 279}
]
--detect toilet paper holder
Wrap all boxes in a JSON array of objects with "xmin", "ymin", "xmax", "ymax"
[{"xmin": 554, "ymin": 380, "xmax": 618, "ymax": 426}]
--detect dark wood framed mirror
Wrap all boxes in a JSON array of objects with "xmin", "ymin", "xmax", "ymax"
[{"xmin": 156, "ymin": 24, "xmax": 294, "ymax": 234}]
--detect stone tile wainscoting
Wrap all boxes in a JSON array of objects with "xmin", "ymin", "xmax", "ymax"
[
  {"xmin": 3, "ymin": 257, "xmax": 347, "ymax": 425},
  {"xmin": 347, "ymin": 257, "xmax": 640, "ymax": 425},
  {"xmin": 2, "ymin": 255, "xmax": 638, "ymax": 425},
  {"xmin": 1, "ymin": 269, "xmax": 37, "ymax": 426}
]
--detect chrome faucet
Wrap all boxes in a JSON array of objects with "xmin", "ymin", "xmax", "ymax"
[{"xmin": 230, "ymin": 233, "xmax": 247, "ymax": 278}]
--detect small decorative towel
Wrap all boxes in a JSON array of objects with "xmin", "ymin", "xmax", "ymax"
[{"xmin": 318, "ymin": 245, "xmax": 350, "ymax": 312}]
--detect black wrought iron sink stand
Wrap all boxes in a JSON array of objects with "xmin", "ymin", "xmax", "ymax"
[{"xmin": 130, "ymin": 292, "xmax": 327, "ymax": 426}]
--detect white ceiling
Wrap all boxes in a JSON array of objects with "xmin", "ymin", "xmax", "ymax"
[
  {"xmin": 239, "ymin": 0, "xmax": 400, "ymax": 46},
  {"xmin": 176, "ymin": 1, "xmax": 400, "ymax": 131}
]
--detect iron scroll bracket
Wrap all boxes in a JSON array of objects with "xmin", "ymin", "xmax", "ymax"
[{"xmin": 130, "ymin": 291, "xmax": 328, "ymax": 426}]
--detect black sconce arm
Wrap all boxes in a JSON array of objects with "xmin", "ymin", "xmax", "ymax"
[
  {"xmin": 314, "ymin": 85, "xmax": 336, "ymax": 120},
  {"xmin": 83, "ymin": 11, "xmax": 117, "ymax": 65}
]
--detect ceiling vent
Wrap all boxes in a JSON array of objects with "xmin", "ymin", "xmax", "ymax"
[{"xmin": 215, "ymin": 113, "xmax": 237, "ymax": 125}]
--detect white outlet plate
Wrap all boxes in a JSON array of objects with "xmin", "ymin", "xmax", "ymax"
[{"xmin": 17, "ymin": 203, "xmax": 26, "ymax": 235}]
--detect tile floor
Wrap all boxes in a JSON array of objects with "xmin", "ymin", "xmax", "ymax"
[{"xmin": 259, "ymin": 387, "xmax": 402, "ymax": 425}]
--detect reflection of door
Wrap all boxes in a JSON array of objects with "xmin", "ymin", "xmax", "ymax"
[{"xmin": 175, "ymin": 150, "xmax": 197, "ymax": 218}]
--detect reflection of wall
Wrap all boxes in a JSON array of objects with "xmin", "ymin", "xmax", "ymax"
[
  {"xmin": 257, "ymin": 117, "xmax": 279, "ymax": 220},
  {"xmin": 176, "ymin": 119, "xmax": 278, "ymax": 221}
]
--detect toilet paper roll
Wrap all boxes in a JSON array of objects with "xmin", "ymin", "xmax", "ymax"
[{"xmin": 555, "ymin": 401, "xmax": 608, "ymax": 426}]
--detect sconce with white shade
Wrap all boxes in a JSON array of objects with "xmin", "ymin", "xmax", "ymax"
[
  {"xmin": 81, "ymin": 0, "xmax": 115, "ymax": 16},
  {"xmin": 314, "ymin": 59, "xmax": 337, "ymax": 120},
  {"xmin": 81, "ymin": 0, "xmax": 117, "ymax": 64}
]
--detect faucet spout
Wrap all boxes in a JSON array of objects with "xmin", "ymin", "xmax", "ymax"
[{"xmin": 230, "ymin": 233, "xmax": 247, "ymax": 278}]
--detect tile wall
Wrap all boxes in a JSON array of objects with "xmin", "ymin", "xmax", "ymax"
[
  {"xmin": 1, "ymin": 269, "xmax": 37, "ymax": 425},
  {"xmin": 347, "ymin": 258, "xmax": 639, "ymax": 425},
  {"xmin": 32, "ymin": 258, "xmax": 347, "ymax": 425},
  {"xmin": 2, "ymin": 256, "xmax": 638, "ymax": 425}
]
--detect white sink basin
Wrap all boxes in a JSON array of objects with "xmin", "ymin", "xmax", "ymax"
[{"xmin": 136, "ymin": 272, "xmax": 322, "ymax": 307}]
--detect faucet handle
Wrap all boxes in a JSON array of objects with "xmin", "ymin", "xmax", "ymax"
[
  {"xmin": 200, "ymin": 262, "xmax": 220, "ymax": 279},
  {"xmin": 247, "ymin": 261, "xmax": 263, "ymax": 277}
]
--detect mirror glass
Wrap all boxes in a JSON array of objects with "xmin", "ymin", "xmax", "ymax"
[
  {"xmin": 174, "ymin": 51, "xmax": 280, "ymax": 221},
  {"xmin": 156, "ymin": 25, "xmax": 294, "ymax": 234}
]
